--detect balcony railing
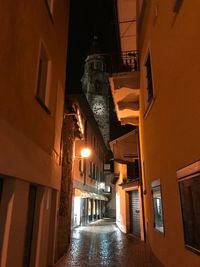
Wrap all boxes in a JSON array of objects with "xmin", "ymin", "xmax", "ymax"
[{"xmin": 101, "ymin": 50, "xmax": 139, "ymax": 74}]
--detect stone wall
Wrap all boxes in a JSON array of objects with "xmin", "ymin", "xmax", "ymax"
[{"xmin": 55, "ymin": 112, "xmax": 75, "ymax": 261}]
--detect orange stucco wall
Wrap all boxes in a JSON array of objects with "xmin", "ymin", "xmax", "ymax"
[
  {"xmin": 0, "ymin": 1, "xmax": 69, "ymax": 267},
  {"xmin": 117, "ymin": 0, "xmax": 137, "ymax": 51},
  {"xmin": 0, "ymin": 0, "xmax": 69, "ymax": 189},
  {"xmin": 139, "ymin": 1, "xmax": 200, "ymax": 266}
]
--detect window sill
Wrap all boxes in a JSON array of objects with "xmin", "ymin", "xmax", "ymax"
[
  {"xmin": 154, "ymin": 227, "xmax": 165, "ymax": 235},
  {"xmin": 143, "ymin": 97, "xmax": 155, "ymax": 119},
  {"xmin": 36, "ymin": 96, "xmax": 51, "ymax": 114}
]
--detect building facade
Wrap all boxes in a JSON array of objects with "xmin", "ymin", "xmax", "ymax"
[
  {"xmin": 0, "ymin": 1, "xmax": 69, "ymax": 266},
  {"xmin": 110, "ymin": 130, "xmax": 144, "ymax": 239},
  {"xmin": 139, "ymin": 1, "xmax": 200, "ymax": 266},
  {"xmin": 109, "ymin": 0, "xmax": 200, "ymax": 266},
  {"xmin": 68, "ymin": 94, "xmax": 110, "ymax": 228}
]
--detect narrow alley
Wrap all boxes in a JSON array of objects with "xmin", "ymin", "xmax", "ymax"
[
  {"xmin": 2, "ymin": 1, "xmax": 200, "ymax": 267},
  {"xmin": 55, "ymin": 219, "xmax": 159, "ymax": 267}
]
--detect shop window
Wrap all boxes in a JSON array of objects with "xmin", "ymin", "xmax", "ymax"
[
  {"xmin": 84, "ymin": 120, "xmax": 87, "ymax": 141},
  {"xmin": 96, "ymin": 62, "xmax": 102, "ymax": 71},
  {"xmin": 145, "ymin": 53, "xmax": 154, "ymax": 103},
  {"xmin": 36, "ymin": 43, "xmax": 51, "ymax": 113},
  {"xmin": 151, "ymin": 180, "xmax": 164, "ymax": 233},
  {"xmin": 179, "ymin": 174, "xmax": 200, "ymax": 253}
]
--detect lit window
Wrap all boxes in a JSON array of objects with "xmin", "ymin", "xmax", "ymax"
[
  {"xmin": 36, "ymin": 44, "xmax": 51, "ymax": 113},
  {"xmin": 179, "ymin": 174, "xmax": 200, "ymax": 253},
  {"xmin": 105, "ymin": 186, "xmax": 111, "ymax": 193},
  {"xmin": 152, "ymin": 180, "xmax": 164, "ymax": 233},
  {"xmin": 145, "ymin": 54, "xmax": 154, "ymax": 103}
]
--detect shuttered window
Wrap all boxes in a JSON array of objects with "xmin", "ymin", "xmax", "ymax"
[{"xmin": 145, "ymin": 54, "xmax": 154, "ymax": 103}]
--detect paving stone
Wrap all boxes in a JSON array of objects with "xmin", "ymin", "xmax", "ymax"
[{"xmin": 54, "ymin": 219, "xmax": 154, "ymax": 267}]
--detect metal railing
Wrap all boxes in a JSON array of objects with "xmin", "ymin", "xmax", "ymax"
[{"xmin": 99, "ymin": 50, "xmax": 139, "ymax": 74}]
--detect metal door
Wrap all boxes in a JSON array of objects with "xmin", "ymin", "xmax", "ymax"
[{"xmin": 129, "ymin": 190, "xmax": 141, "ymax": 237}]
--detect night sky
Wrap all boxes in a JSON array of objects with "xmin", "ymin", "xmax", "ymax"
[{"xmin": 66, "ymin": 0, "xmax": 134, "ymax": 140}]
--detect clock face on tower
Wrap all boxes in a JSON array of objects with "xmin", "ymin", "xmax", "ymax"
[{"xmin": 92, "ymin": 103, "xmax": 105, "ymax": 115}]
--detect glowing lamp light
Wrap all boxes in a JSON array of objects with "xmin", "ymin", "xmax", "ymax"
[{"xmin": 80, "ymin": 148, "xmax": 91, "ymax": 158}]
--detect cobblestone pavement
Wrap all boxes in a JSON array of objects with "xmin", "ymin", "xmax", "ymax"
[{"xmin": 55, "ymin": 218, "xmax": 154, "ymax": 267}]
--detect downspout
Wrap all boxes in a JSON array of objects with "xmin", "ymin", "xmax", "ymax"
[{"xmin": 136, "ymin": 126, "xmax": 146, "ymax": 241}]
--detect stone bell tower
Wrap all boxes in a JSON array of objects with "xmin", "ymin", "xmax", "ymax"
[{"xmin": 81, "ymin": 37, "xmax": 110, "ymax": 146}]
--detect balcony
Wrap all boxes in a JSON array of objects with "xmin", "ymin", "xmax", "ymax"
[
  {"xmin": 109, "ymin": 130, "xmax": 138, "ymax": 164},
  {"xmin": 107, "ymin": 50, "xmax": 140, "ymax": 126}
]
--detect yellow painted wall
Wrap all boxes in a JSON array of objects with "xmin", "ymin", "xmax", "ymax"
[
  {"xmin": 0, "ymin": 0, "xmax": 69, "ymax": 188},
  {"xmin": 139, "ymin": 1, "xmax": 200, "ymax": 266}
]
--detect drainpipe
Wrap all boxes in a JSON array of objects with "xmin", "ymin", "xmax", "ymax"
[{"xmin": 136, "ymin": 126, "xmax": 146, "ymax": 242}]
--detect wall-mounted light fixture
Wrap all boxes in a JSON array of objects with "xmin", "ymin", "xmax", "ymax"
[{"xmin": 80, "ymin": 148, "xmax": 91, "ymax": 158}]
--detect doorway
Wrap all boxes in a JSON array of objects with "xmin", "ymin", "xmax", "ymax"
[{"xmin": 129, "ymin": 190, "xmax": 141, "ymax": 237}]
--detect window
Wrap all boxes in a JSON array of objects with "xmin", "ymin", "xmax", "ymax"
[
  {"xmin": 36, "ymin": 44, "xmax": 51, "ymax": 113},
  {"xmin": 152, "ymin": 180, "xmax": 164, "ymax": 233},
  {"xmin": 179, "ymin": 174, "xmax": 200, "ymax": 253},
  {"xmin": 46, "ymin": 0, "xmax": 54, "ymax": 14},
  {"xmin": 23, "ymin": 185, "xmax": 37, "ymax": 266},
  {"xmin": 95, "ymin": 167, "xmax": 98, "ymax": 180},
  {"xmin": 100, "ymin": 171, "xmax": 105, "ymax": 182},
  {"xmin": 89, "ymin": 162, "xmax": 93, "ymax": 177},
  {"xmin": 0, "ymin": 178, "xmax": 3, "ymax": 202},
  {"xmin": 90, "ymin": 63, "xmax": 94, "ymax": 71},
  {"xmin": 145, "ymin": 54, "xmax": 154, "ymax": 103},
  {"xmin": 173, "ymin": 0, "xmax": 183, "ymax": 12},
  {"xmin": 93, "ymin": 164, "xmax": 96, "ymax": 180},
  {"xmin": 79, "ymin": 159, "xmax": 84, "ymax": 175}
]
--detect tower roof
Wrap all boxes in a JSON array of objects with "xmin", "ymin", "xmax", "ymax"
[{"xmin": 89, "ymin": 36, "xmax": 101, "ymax": 55}]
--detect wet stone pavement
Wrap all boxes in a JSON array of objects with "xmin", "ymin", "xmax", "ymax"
[{"xmin": 55, "ymin": 218, "xmax": 154, "ymax": 267}]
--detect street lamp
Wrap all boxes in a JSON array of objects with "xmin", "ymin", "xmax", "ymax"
[{"xmin": 80, "ymin": 148, "xmax": 91, "ymax": 158}]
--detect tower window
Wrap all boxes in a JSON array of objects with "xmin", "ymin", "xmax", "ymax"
[
  {"xmin": 90, "ymin": 63, "xmax": 94, "ymax": 71},
  {"xmin": 96, "ymin": 62, "xmax": 102, "ymax": 71}
]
